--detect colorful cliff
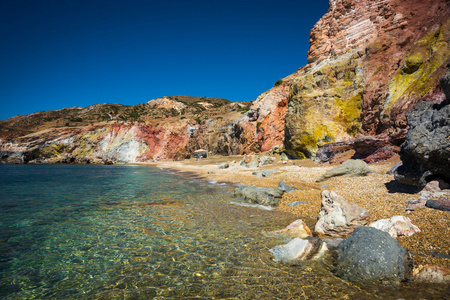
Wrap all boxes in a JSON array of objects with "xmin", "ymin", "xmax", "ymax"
[
  {"xmin": 284, "ymin": 0, "xmax": 450, "ymax": 158},
  {"xmin": 0, "ymin": 93, "xmax": 288, "ymax": 163},
  {"xmin": 1, "ymin": 0, "xmax": 449, "ymax": 164}
]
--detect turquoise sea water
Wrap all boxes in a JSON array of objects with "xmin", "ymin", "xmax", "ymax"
[{"xmin": 0, "ymin": 165, "xmax": 448, "ymax": 299}]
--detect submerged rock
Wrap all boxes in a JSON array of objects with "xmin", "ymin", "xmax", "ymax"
[
  {"xmin": 336, "ymin": 227, "xmax": 413, "ymax": 283},
  {"xmin": 369, "ymin": 216, "xmax": 420, "ymax": 238},
  {"xmin": 269, "ymin": 237, "xmax": 328, "ymax": 263},
  {"xmin": 316, "ymin": 159, "xmax": 372, "ymax": 182},
  {"xmin": 315, "ymin": 190, "xmax": 370, "ymax": 237},
  {"xmin": 234, "ymin": 186, "xmax": 284, "ymax": 207}
]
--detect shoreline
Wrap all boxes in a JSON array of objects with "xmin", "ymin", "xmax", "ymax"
[{"xmin": 137, "ymin": 154, "xmax": 450, "ymax": 271}]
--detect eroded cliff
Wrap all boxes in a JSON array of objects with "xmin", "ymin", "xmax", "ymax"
[{"xmin": 285, "ymin": 0, "xmax": 450, "ymax": 158}]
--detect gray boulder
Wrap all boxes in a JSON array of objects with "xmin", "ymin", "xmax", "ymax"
[
  {"xmin": 336, "ymin": 226, "xmax": 413, "ymax": 283},
  {"xmin": 316, "ymin": 159, "xmax": 372, "ymax": 182},
  {"xmin": 277, "ymin": 181, "xmax": 298, "ymax": 193},
  {"xmin": 252, "ymin": 169, "xmax": 281, "ymax": 178},
  {"xmin": 234, "ymin": 186, "xmax": 285, "ymax": 206},
  {"xmin": 394, "ymin": 70, "xmax": 450, "ymax": 187},
  {"xmin": 280, "ymin": 152, "xmax": 289, "ymax": 161},
  {"xmin": 218, "ymin": 162, "xmax": 229, "ymax": 169},
  {"xmin": 315, "ymin": 190, "xmax": 370, "ymax": 237},
  {"xmin": 258, "ymin": 155, "xmax": 276, "ymax": 167},
  {"xmin": 240, "ymin": 155, "xmax": 276, "ymax": 168}
]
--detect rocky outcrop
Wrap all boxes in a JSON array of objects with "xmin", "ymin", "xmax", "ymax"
[
  {"xmin": 316, "ymin": 159, "xmax": 372, "ymax": 182},
  {"xmin": 234, "ymin": 186, "xmax": 285, "ymax": 207},
  {"xmin": 315, "ymin": 190, "xmax": 370, "ymax": 237},
  {"xmin": 336, "ymin": 226, "xmax": 413, "ymax": 283},
  {"xmin": 285, "ymin": 0, "xmax": 450, "ymax": 159},
  {"xmin": 394, "ymin": 70, "xmax": 450, "ymax": 187}
]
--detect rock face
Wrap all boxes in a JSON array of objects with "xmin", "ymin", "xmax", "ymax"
[
  {"xmin": 285, "ymin": 0, "xmax": 450, "ymax": 159},
  {"xmin": 316, "ymin": 159, "xmax": 372, "ymax": 182},
  {"xmin": 369, "ymin": 216, "xmax": 420, "ymax": 239},
  {"xmin": 234, "ymin": 186, "xmax": 285, "ymax": 207},
  {"xmin": 315, "ymin": 190, "xmax": 370, "ymax": 237},
  {"xmin": 269, "ymin": 237, "xmax": 328, "ymax": 263},
  {"xmin": 336, "ymin": 227, "xmax": 413, "ymax": 283},
  {"xmin": 394, "ymin": 70, "xmax": 450, "ymax": 187}
]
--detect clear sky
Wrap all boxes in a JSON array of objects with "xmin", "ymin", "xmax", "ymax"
[{"xmin": 0, "ymin": 0, "xmax": 328, "ymax": 120}]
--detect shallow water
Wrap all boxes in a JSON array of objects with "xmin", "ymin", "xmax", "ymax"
[{"xmin": 0, "ymin": 164, "xmax": 448, "ymax": 299}]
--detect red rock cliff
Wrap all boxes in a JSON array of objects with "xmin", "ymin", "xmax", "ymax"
[{"xmin": 285, "ymin": 0, "xmax": 450, "ymax": 159}]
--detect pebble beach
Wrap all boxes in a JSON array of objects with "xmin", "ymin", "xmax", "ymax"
[{"xmin": 146, "ymin": 154, "xmax": 450, "ymax": 270}]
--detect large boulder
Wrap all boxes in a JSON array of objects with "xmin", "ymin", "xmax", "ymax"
[
  {"xmin": 316, "ymin": 159, "xmax": 373, "ymax": 182},
  {"xmin": 234, "ymin": 186, "xmax": 285, "ymax": 206},
  {"xmin": 315, "ymin": 190, "xmax": 370, "ymax": 237},
  {"xmin": 394, "ymin": 70, "xmax": 450, "ymax": 187},
  {"xmin": 336, "ymin": 227, "xmax": 413, "ymax": 283},
  {"xmin": 269, "ymin": 237, "xmax": 328, "ymax": 263}
]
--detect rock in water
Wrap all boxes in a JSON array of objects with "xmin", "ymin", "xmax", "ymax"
[
  {"xmin": 395, "ymin": 70, "xmax": 450, "ymax": 188},
  {"xmin": 316, "ymin": 159, "xmax": 372, "ymax": 182},
  {"xmin": 315, "ymin": 190, "xmax": 370, "ymax": 237},
  {"xmin": 336, "ymin": 227, "xmax": 413, "ymax": 283},
  {"xmin": 269, "ymin": 237, "xmax": 328, "ymax": 263},
  {"xmin": 369, "ymin": 215, "xmax": 420, "ymax": 238},
  {"xmin": 234, "ymin": 186, "xmax": 284, "ymax": 207}
]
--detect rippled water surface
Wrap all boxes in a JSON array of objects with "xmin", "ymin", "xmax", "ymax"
[{"xmin": 0, "ymin": 164, "xmax": 448, "ymax": 299}]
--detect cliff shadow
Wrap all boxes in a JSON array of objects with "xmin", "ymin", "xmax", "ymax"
[{"xmin": 384, "ymin": 180, "xmax": 420, "ymax": 194}]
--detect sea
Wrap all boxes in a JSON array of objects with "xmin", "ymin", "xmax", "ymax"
[{"xmin": 0, "ymin": 164, "xmax": 448, "ymax": 299}]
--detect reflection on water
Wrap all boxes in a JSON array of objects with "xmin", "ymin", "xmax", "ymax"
[{"xmin": 0, "ymin": 165, "xmax": 448, "ymax": 299}]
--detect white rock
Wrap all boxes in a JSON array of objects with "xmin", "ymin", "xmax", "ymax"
[
  {"xmin": 269, "ymin": 238, "xmax": 328, "ymax": 263},
  {"xmin": 369, "ymin": 215, "xmax": 420, "ymax": 238}
]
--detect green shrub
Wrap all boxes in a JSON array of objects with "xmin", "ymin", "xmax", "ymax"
[{"xmin": 274, "ymin": 79, "xmax": 283, "ymax": 87}]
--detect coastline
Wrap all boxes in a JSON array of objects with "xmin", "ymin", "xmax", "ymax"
[{"xmin": 135, "ymin": 155, "xmax": 450, "ymax": 270}]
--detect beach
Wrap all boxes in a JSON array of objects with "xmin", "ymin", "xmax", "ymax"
[{"xmin": 146, "ymin": 154, "xmax": 450, "ymax": 270}]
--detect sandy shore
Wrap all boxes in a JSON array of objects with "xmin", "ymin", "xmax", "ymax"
[{"xmin": 137, "ymin": 154, "xmax": 449, "ymax": 270}]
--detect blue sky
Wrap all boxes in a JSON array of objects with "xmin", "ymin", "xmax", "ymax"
[{"xmin": 0, "ymin": 0, "xmax": 328, "ymax": 120}]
